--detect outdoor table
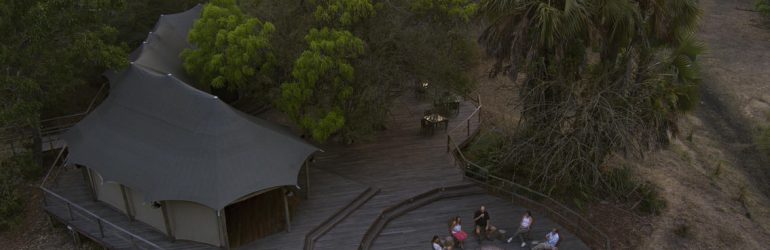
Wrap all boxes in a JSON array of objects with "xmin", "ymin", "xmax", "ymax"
[{"xmin": 421, "ymin": 113, "xmax": 449, "ymax": 135}]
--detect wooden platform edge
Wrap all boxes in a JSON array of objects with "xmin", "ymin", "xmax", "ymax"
[
  {"xmin": 357, "ymin": 183, "xmax": 482, "ymax": 250},
  {"xmin": 304, "ymin": 187, "xmax": 381, "ymax": 250}
]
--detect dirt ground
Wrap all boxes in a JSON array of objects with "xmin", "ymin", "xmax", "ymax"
[
  {"xmin": 631, "ymin": 0, "xmax": 770, "ymax": 249},
  {"xmin": 0, "ymin": 182, "xmax": 96, "ymax": 250}
]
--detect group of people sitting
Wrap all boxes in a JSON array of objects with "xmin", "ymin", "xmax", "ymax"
[{"xmin": 431, "ymin": 205, "xmax": 561, "ymax": 250}]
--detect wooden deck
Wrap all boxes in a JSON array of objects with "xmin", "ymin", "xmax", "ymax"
[
  {"xmin": 248, "ymin": 92, "xmax": 588, "ymax": 249},
  {"xmin": 43, "ymin": 91, "xmax": 589, "ymax": 249},
  {"xmin": 235, "ymin": 168, "xmax": 369, "ymax": 250}
]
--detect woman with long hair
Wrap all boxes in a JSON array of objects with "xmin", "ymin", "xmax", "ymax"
[{"xmin": 450, "ymin": 216, "xmax": 468, "ymax": 248}]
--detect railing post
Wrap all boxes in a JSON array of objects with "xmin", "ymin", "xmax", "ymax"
[
  {"xmin": 446, "ymin": 135, "xmax": 450, "ymax": 152},
  {"xmin": 10, "ymin": 140, "xmax": 17, "ymax": 156},
  {"xmin": 466, "ymin": 119, "xmax": 470, "ymax": 137},
  {"xmin": 97, "ymin": 218, "xmax": 104, "ymax": 238},
  {"xmin": 67, "ymin": 203, "xmax": 74, "ymax": 220}
]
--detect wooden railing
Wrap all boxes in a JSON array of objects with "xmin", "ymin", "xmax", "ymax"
[
  {"xmin": 445, "ymin": 96, "xmax": 612, "ymax": 250},
  {"xmin": 1, "ymin": 83, "xmax": 107, "ymax": 153},
  {"xmin": 305, "ymin": 187, "xmax": 380, "ymax": 250},
  {"xmin": 39, "ymin": 147, "xmax": 164, "ymax": 249},
  {"xmin": 357, "ymin": 184, "xmax": 481, "ymax": 250}
]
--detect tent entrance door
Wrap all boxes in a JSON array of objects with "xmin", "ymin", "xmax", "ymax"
[{"xmin": 224, "ymin": 188, "xmax": 292, "ymax": 247}]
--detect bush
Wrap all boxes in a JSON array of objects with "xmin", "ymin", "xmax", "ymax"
[
  {"xmin": 0, "ymin": 153, "xmax": 33, "ymax": 231},
  {"xmin": 463, "ymin": 131, "xmax": 508, "ymax": 172},
  {"xmin": 758, "ymin": 126, "xmax": 770, "ymax": 158},
  {"xmin": 757, "ymin": 0, "xmax": 770, "ymax": 16}
]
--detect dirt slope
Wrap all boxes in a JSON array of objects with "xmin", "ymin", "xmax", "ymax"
[{"xmin": 633, "ymin": 0, "xmax": 770, "ymax": 249}]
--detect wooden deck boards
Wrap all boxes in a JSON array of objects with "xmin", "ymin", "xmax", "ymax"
[
  {"xmin": 310, "ymin": 93, "xmax": 588, "ymax": 249},
  {"xmin": 372, "ymin": 193, "xmax": 588, "ymax": 250},
  {"xmin": 235, "ymin": 168, "xmax": 368, "ymax": 250},
  {"xmin": 44, "ymin": 91, "xmax": 590, "ymax": 249}
]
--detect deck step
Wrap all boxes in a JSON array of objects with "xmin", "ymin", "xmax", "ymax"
[
  {"xmin": 358, "ymin": 183, "xmax": 483, "ymax": 250},
  {"xmin": 304, "ymin": 187, "xmax": 380, "ymax": 250}
]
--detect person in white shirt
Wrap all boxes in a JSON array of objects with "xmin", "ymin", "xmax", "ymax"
[
  {"xmin": 532, "ymin": 228, "xmax": 560, "ymax": 250},
  {"xmin": 507, "ymin": 210, "xmax": 534, "ymax": 247},
  {"xmin": 432, "ymin": 235, "xmax": 444, "ymax": 250}
]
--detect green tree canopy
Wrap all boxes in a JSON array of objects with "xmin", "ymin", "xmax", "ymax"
[
  {"xmin": 1, "ymin": 0, "xmax": 127, "ymax": 129},
  {"xmin": 182, "ymin": 0, "xmax": 277, "ymax": 96},
  {"xmin": 311, "ymin": 0, "xmax": 376, "ymax": 26},
  {"xmin": 409, "ymin": 0, "xmax": 479, "ymax": 23},
  {"xmin": 277, "ymin": 28, "xmax": 365, "ymax": 142},
  {"xmin": 0, "ymin": 0, "xmax": 128, "ymax": 230}
]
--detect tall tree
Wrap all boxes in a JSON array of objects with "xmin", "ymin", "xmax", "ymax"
[
  {"xmin": 0, "ymin": 0, "xmax": 127, "ymax": 149},
  {"xmin": 277, "ymin": 28, "xmax": 365, "ymax": 142},
  {"xmin": 183, "ymin": 0, "xmax": 277, "ymax": 98},
  {"xmin": 478, "ymin": 0, "xmax": 703, "ymax": 198},
  {"xmin": 0, "ymin": 0, "xmax": 127, "ymax": 229}
]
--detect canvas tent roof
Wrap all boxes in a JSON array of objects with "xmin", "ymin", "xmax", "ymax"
[{"xmin": 62, "ymin": 5, "xmax": 318, "ymax": 210}]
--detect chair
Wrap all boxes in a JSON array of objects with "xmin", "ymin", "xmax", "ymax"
[{"xmin": 421, "ymin": 118, "xmax": 435, "ymax": 135}]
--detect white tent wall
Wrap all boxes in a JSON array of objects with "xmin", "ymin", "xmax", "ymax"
[
  {"xmin": 126, "ymin": 189, "xmax": 167, "ymax": 234},
  {"xmin": 90, "ymin": 171, "xmax": 128, "ymax": 214},
  {"xmin": 167, "ymin": 200, "xmax": 221, "ymax": 246}
]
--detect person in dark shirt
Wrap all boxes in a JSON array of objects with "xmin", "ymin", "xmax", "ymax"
[{"xmin": 473, "ymin": 205, "xmax": 495, "ymax": 240}]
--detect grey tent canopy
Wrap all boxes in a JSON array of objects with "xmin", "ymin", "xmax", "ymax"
[{"xmin": 62, "ymin": 4, "xmax": 318, "ymax": 210}]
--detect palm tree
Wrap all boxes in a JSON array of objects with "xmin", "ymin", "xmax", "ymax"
[{"xmin": 476, "ymin": 0, "xmax": 703, "ymax": 198}]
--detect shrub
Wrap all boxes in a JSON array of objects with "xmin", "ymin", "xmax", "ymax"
[
  {"xmin": 757, "ymin": 0, "xmax": 770, "ymax": 17},
  {"xmin": 758, "ymin": 126, "xmax": 770, "ymax": 158},
  {"xmin": 0, "ymin": 153, "xmax": 32, "ymax": 231}
]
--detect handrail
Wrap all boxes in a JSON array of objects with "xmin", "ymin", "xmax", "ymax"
[
  {"xmin": 445, "ymin": 98, "xmax": 612, "ymax": 250},
  {"xmin": 1, "ymin": 82, "xmax": 107, "ymax": 147},
  {"xmin": 446, "ymin": 94, "xmax": 481, "ymax": 135},
  {"xmin": 358, "ymin": 184, "xmax": 479, "ymax": 250},
  {"xmin": 40, "ymin": 187, "xmax": 164, "ymax": 249},
  {"xmin": 39, "ymin": 146, "xmax": 164, "ymax": 249},
  {"xmin": 305, "ymin": 187, "xmax": 379, "ymax": 250}
]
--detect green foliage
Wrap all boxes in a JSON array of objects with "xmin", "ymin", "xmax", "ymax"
[
  {"xmin": 311, "ymin": 0, "xmax": 375, "ymax": 26},
  {"xmin": 477, "ymin": 0, "xmax": 702, "ymax": 203},
  {"xmin": 242, "ymin": 0, "xmax": 478, "ymax": 142},
  {"xmin": 183, "ymin": 0, "xmax": 277, "ymax": 96},
  {"xmin": 759, "ymin": 126, "xmax": 770, "ymax": 158},
  {"xmin": 0, "ymin": 153, "xmax": 34, "ymax": 231},
  {"xmin": 464, "ymin": 131, "xmax": 508, "ymax": 172},
  {"xmin": 278, "ymin": 28, "xmax": 365, "ymax": 142},
  {"xmin": 409, "ymin": 0, "xmax": 479, "ymax": 23},
  {"xmin": 757, "ymin": 0, "xmax": 770, "ymax": 17},
  {"xmin": 0, "ymin": 0, "xmax": 127, "ymax": 130}
]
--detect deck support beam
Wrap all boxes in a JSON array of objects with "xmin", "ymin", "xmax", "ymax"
[
  {"xmin": 217, "ymin": 209, "xmax": 230, "ymax": 249},
  {"xmin": 161, "ymin": 201, "xmax": 174, "ymax": 240},
  {"xmin": 283, "ymin": 187, "xmax": 291, "ymax": 232},
  {"xmin": 119, "ymin": 185, "xmax": 133, "ymax": 221},
  {"xmin": 305, "ymin": 161, "xmax": 311, "ymax": 199},
  {"xmin": 85, "ymin": 168, "xmax": 97, "ymax": 201}
]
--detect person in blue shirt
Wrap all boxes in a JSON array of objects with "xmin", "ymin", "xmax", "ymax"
[{"xmin": 532, "ymin": 228, "xmax": 559, "ymax": 250}]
